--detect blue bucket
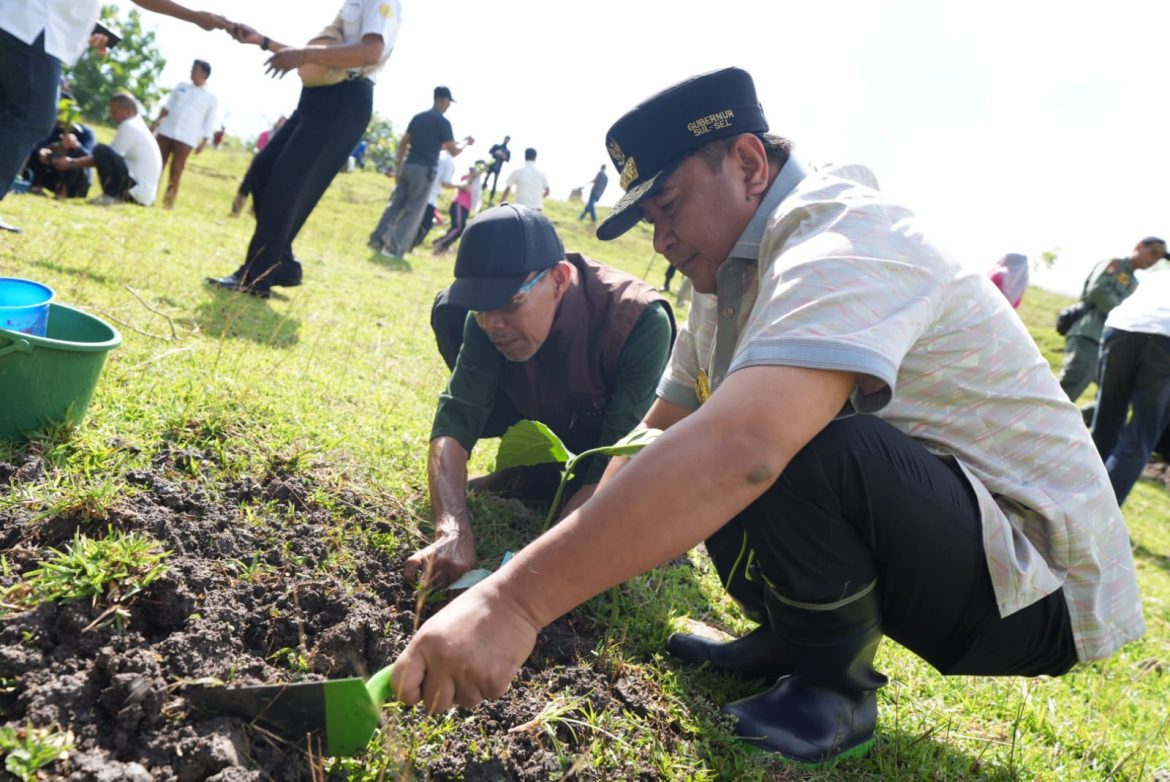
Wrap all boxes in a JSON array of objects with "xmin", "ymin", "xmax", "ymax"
[{"xmin": 0, "ymin": 278, "xmax": 54, "ymax": 336}]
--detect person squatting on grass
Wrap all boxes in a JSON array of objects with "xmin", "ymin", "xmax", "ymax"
[
  {"xmin": 205, "ymin": 0, "xmax": 402, "ymax": 299},
  {"xmin": 410, "ymin": 204, "xmax": 674, "ymax": 588},
  {"xmin": 391, "ymin": 67, "xmax": 1145, "ymax": 766},
  {"xmin": 60, "ymin": 91, "xmax": 162, "ymax": 207},
  {"xmin": 0, "ymin": 0, "xmax": 232, "ymax": 233}
]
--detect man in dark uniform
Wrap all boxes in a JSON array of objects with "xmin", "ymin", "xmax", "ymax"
[
  {"xmin": 1058, "ymin": 237, "xmax": 1168, "ymax": 401},
  {"xmin": 482, "ymin": 135, "xmax": 510, "ymax": 206},
  {"xmin": 410, "ymin": 204, "xmax": 674, "ymax": 588},
  {"xmin": 368, "ymin": 85, "xmax": 473, "ymax": 260}
]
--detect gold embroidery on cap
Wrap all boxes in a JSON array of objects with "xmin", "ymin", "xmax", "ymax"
[
  {"xmin": 607, "ymin": 138, "xmax": 625, "ymax": 168},
  {"xmin": 687, "ymin": 109, "xmax": 736, "ymax": 137},
  {"xmin": 619, "ymin": 157, "xmax": 639, "ymax": 190}
]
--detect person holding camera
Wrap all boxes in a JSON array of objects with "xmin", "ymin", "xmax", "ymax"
[
  {"xmin": 1057, "ymin": 237, "xmax": 1168, "ymax": 401},
  {"xmin": 368, "ymin": 85, "xmax": 474, "ymax": 261}
]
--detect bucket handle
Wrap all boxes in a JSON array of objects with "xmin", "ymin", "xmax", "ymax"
[{"xmin": 0, "ymin": 338, "xmax": 33, "ymax": 358}]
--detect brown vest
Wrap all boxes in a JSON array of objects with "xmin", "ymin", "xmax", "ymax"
[{"xmin": 500, "ymin": 253, "xmax": 672, "ymax": 455}]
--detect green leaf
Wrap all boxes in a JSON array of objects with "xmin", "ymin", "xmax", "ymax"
[
  {"xmin": 590, "ymin": 427, "xmax": 662, "ymax": 458},
  {"xmin": 495, "ymin": 420, "xmax": 574, "ymax": 470}
]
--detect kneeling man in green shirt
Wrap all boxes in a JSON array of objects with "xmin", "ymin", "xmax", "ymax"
[{"xmin": 409, "ymin": 204, "xmax": 674, "ymax": 588}]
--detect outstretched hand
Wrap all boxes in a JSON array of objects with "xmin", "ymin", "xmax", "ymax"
[
  {"xmin": 264, "ymin": 49, "xmax": 307, "ymax": 79},
  {"xmin": 391, "ymin": 580, "xmax": 538, "ymax": 713},
  {"xmin": 192, "ymin": 11, "xmax": 230, "ymax": 31},
  {"xmin": 228, "ymin": 22, "xmax": 263, "ymax": 46}
]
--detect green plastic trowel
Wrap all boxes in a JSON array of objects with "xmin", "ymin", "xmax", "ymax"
[{"xmin": 185, "ymin": 664, "xmax": 395, "ymax": 756}]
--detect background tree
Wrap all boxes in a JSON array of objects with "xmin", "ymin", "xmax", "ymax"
[
  {"xmin": 64, "ymin": 4, "xmax": 167, "ymax": 121},
  {"xmin": 364, "ymin": 114, "xmax": 399, "ymax": 173}
]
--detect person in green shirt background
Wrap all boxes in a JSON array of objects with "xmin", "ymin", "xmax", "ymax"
[
  {"xmin": 1058, "ymin": 236, "xmax": 1168, "ymax": 401},
  {"xmin": 409, "ymin": 205, "xmax": 674, "ymax": 588}
]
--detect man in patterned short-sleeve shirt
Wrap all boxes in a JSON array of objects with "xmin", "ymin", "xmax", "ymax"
[{"xmin": 387, "ymin": 68, "xmax": 1144, "ymax": 767}]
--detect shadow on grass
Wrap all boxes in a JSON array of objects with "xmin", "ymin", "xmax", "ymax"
[
  {"xmin": 1132, "ymin": 541, "xmax": 1170, "ymax": 578},
  {"xmin": 368, "ymin": 250, "xmax": 413, "ymax": 273},
  {"xmin": 28, "ymin": 257, "xmax": 117, "ymax": 286},
  {"xmin": 190, "ymin": 296, "xmax": 301, "ymax": 346}
]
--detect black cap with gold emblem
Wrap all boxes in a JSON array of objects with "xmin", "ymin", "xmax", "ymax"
[{"xmin": 596, "ymin": 67, "xmax": 768, "ymax": 241}]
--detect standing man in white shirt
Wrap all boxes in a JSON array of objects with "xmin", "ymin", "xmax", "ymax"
[
  {"xmin": 500, "ymin": 147, "xmax": 549, "ymax": 211},
  {"xmin": 207, "ymin": 0, "xmax": 404, "ymax": 297},
  {"xmin": 0, "ymin": 0, "xmax": 232, "ymax": 232},
  {"xmin": 57, "ymin": 92, "xmax": 162, "ymax": 206},
  {"xmin": 151, "ymin": 58, "xmax": 217, "ymax": 209},
  {"xmin": 1090, "ymin": 262, "xmax": 1170, "ymax": 504}
]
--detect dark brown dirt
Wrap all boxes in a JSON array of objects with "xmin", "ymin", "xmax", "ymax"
[{"xmin": 0, "ymin": 445, "xmax": 672, "ymax": 781}]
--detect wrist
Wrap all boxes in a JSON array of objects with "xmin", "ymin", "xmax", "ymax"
[{"xmin": 261, "ymin": 35, "xmax": 270, "ymax": 51}]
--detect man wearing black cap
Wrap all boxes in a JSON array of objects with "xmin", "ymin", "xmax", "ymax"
[
  {"xmin": 1056, "ymin": 237, "xmax": 1169, "ymax": 402},
  {"xmin": 390, "ymin": 68, "xmax": 1143, "ymax": 766},
  {"xmin": 368, "ymin": 85, "xmax": 474, "ymax": 260},
  {"xmin": 406, "ymin": 204, "xmax": 673, "ymax": 588}
]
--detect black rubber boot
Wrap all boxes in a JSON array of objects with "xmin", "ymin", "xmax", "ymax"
[
  {"xmin": 665, "ymin": 625, "xmax": 793, "ymax": 680},
  {"xmin": 722, "ymin": 586, "xmax": 887, "ymax": 765}
]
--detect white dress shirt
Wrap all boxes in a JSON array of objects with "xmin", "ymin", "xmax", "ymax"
[
  {"xmin": 0, "ymin": 0, "xmax": 101, "ymax": 66},
  {"xmin": 505, "ymin": 162, "xmax": 549, "ymax": 210},
  {"xmin": 111, "ymin": 114, "xmax": 163, "ymax": 206},
  {"xmin": 661, "ymin": 160, "xmax": 1144, "ymax": 662},
  {"xmin": 155, "ymin": 82, "xmax": 218, "ymax": 148},
  {"xmin": 1105, "ymin": 266, "xmax": 1170, "ymax": 337}
]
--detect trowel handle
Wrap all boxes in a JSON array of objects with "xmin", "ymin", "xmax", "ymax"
[{"xmin": 365, "ymin": 664, "xmax": 395, "ymax": 706}]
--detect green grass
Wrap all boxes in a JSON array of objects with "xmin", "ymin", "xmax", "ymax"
[{"xmin": 2, "ymin": 135, "xmax": 1168, "ymax": 781}]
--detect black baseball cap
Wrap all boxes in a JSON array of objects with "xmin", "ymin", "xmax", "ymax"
[
  {"xmin": 1140, "ymin": 236, "xmax": 1170, "ymax": 260},
  {"xmin": 597, "ymin": 67, "xmax": 769, "ymax": 241},
  {"xmin": 434, "ymin": 85, "xmax": 455, "ymax": 102},
  {"xmin": 447, "ymin": 205, "xmax": 565, "ymax": 311}
]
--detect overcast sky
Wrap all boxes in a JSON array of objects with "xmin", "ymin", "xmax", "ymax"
[{"xmin": 113, "ymin": 0, "xmax": 1170, "ymax": 294}]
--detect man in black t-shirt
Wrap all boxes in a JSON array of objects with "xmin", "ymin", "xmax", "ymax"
[
  {"xmin": 369, "ymin": 85, "xmax": 473, "ymax": 259},
  {"xmin": 482, "ymin": 135, "xmax": 510, "ymax": 206}
]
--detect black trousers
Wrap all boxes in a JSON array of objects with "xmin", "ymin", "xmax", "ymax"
[
  {"xmin": 237, "ymin": 78, "xmax": 372, "ymax": 289},
  {"xmin": 27, "ymin": 152, "xmax": 90, "ymax": 198},
  {"xmin": 93, "ymin": 144, "xmax": 135, "ymax": 199},
  {"xmin": 709, "ymin": 414, "xmax": 1076, "ymax": 677}
]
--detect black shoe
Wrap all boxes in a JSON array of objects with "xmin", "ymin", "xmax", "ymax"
[
  {"xmin": 722, "ymin": 674, "xmax": 878, "ymax": 765},
  {"xmin": 205, "ymin": 275, "xmax": 270, "ymax": 299},
  {"xmin": 665, "ymin": 625, "xmax": 792, "ymax": 680},
  {"xmin": 269, "ymin": 263, "xmax": 303, "ymax": 287},
  {"xmin": 720, "ymin": 586, "xmax": 886, "ymax": 764}
]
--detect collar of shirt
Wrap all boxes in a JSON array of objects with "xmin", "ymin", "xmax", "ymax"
[{"xmin": 704, "ymin": 157, "xmax": 810, "ymax": 388}]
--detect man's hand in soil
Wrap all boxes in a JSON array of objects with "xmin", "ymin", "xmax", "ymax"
[
  {"xmin": 392, "ymin": 579, "xmax": 538, "ymax": 712},
  {"xmin": 392, "ymin": 365, "xmax": 853, "ymax": 711},
  {"xmin": 404, "ymin": 532, "xmax": 476, "ymax": 588}
]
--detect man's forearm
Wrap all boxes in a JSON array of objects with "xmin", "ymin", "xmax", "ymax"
[
  {"xmin": 428, "ymin": 436, "xmax": 473, "ymax": 537},
  {"xmin": 494, "ymin": 365, "xmax": 855, "ymax": 631}
]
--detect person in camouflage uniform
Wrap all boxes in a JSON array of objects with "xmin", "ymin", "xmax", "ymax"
[{"xmin": 1058, "ymin": 237, "xmax": 1168, "ymax": 401}]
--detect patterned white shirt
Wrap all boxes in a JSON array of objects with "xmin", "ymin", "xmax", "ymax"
[{"xmin": 658, "ymin": 160, "xmax": 1145, "ymax": 662}]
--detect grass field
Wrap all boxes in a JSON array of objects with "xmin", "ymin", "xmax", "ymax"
[{"xmin": 1, "ymin": 138, "xmax": 1168, "ymax": 781}]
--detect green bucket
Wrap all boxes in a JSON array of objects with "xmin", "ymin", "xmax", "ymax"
[{"xmin": 0, "ymin": 302, "xmax": 122, "ymax": 441}]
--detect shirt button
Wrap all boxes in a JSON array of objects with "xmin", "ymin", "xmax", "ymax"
[{"xmin": 722, "ymin": 306, "xmax": 735, "ymax": 318}]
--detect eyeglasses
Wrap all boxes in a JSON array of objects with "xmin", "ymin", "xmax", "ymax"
[{"xmin": 473, "ymin": 267, "xmax": 550, "ymax": 320}]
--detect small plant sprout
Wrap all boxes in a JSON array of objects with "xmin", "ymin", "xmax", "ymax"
[
  {"xmin": 495, "ymin": 421, "xmax": 662, "ymax": 530},
  {"xmin": 0, "ymin": 723, "xmax": 74, "ymax": 781},
  {"xmin": 0, "ymin": 528, "xmax": 170, "ymax": 631}
]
